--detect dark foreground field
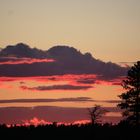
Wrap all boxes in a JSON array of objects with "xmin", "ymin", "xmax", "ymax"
[{"xmin": 0, "ymin": 122, "xmax": 139, "ymax": 140}]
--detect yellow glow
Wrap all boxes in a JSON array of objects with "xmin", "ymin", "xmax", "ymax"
[{"xmin": 0, "ymin": 0, "xmax": 140, "ymax": 62}]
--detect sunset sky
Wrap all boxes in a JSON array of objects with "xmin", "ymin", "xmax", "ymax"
[
  {"xmin": 0, "ymin": 0, "xmax": 140, "ymax": 62},
  {"xmin": 0, "ymin": 0, "xmax": 140, "ymax": 125}
]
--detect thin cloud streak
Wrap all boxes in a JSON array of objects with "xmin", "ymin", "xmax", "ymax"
[
  {"xmin": 20, "ymin": 84, "xmax": 93, "ymax": 91},
  {"xmin": 0, "ymin": 97, "xmax": 94, "ymax": 104},
  {"xmin": 0, "ymin": 98, "xmax": 120, "ymax": 104},
  {"xmin": 0, "ymin": 57, "xmax": 55, "ymax": 65}
]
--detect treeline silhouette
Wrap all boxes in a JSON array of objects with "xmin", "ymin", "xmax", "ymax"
[{"xmin": 0, "ymin": 122, "xmax": 139, "ymax": 140}]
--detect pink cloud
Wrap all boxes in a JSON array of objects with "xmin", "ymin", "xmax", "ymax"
[
  {"xmin": 22, "ymin": 117, "xmax": 90, "ymax": 127},
  {"xmin": 0, "ymin": 74, "xmax": 123, "ymax": 84},
  {"xmin": 95, "ymin": 77, "xmax": 124, "ymax": 86},
  {"xmin": 73, "ymin": 120, "xmax": 90, "ymax": 125},
  {"xmin": 0, "ymin": 74, "xmax": 125, "ymax": 92},
  {"xmin": 0, "ymin": 57, "xmax": 55, "ymax": 65},
  {"xmin": 22, "ymin": 117, "xmax": 52, "ymax": 126}
]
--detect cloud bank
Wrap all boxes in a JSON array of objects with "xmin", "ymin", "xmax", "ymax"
[{"xmin": 0, "ymin": 43, "xmax": 128, "ymax": 79}]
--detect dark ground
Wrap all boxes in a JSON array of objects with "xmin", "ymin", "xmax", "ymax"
[{"xmin": 0, "ymin": 122, "xmax": 139, "ymax": 140}]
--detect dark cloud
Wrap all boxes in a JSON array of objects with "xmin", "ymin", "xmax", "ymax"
[
  {"xmin": 0, "ymin": 43, "xmax": 128, "ymax": 79},
  {"xmin": 0, "ymin": 43, "xmax": 47, "ymax": 58},
  {"xmin": 21, "ymin": 84, "xmax": 92, "ymax": 91},
  {"xmin": 19, "ymin": 81, "xmax": 25, "ymax": 85},
  {"xmin": 77, "ymin": 78, "xmax": 96, "ymax": 84},
  {"xmin": 0, "ymin": 98, "xmax": 120, "ymax": 104},
  {"xmin": 102, "ymin": 100, "xmax": 120, "ymax": 103},
  {"xmin": 0, "ymin": 97, "xmax": 94, "ymax": 104},
  {"xmin": 0, "ymin": 106, "xmax": 121, "ymax": 124}
]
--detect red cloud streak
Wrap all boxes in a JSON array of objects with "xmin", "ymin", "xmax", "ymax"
[{"xmin": 0, "ymin": 57, "xmax": 55, "ymax": 65}]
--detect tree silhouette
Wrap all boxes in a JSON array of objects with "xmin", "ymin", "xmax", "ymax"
[
  {"xmin": 118, "ymin": 61, "xmax": 140, "ymax": 125},
  {"xmin": 88, "ymin": 105, "xmax": 107, "ymax": 125}
]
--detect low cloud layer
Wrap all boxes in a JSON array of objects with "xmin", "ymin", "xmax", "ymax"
[
  {"xmin": 0, "ymin": 74, "xmax": 123, "ymax": 92},
  {"xmin": 0, "ymin": 106, "xmax": 122, "ymax": 124}
]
